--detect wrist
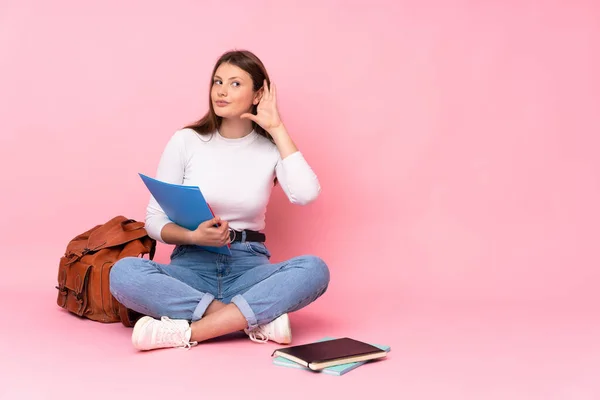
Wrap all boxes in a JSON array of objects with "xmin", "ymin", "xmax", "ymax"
[
  {"xmin": 267, "ymin": 123, "xmax": 287, "ymax": 139},
  {"xmin": 187, "ymin": 229, "xmax": 199, "ymax": 246}
]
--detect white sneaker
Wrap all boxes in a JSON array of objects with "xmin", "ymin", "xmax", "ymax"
[
  {"xmin": 131, "ymin": 316, "xmax": 197, "ymax": 351},
  {"xmin": 245, "ymin": 313, "xmax": 292, "ymax": 344}
]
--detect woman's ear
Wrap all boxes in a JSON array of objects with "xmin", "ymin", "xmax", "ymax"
[{"xmin": 253, "ymin": 88, "xmax": 264, "ymax": 105}]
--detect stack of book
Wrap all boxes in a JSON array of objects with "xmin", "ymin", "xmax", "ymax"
[{"xmin": 271, "ymin": 336, "xmax": 391, "ymax": 376}]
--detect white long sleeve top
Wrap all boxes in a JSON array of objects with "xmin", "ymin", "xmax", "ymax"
[{"xmin": 145, "ymin": 128, "xmax": 321, "ymax": 243}]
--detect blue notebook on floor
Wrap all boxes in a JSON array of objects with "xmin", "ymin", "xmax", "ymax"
[
  {"xmin": 138, "ymin": 173, "xmax": 231, "ymax": 256},
  {"xmin": 272, "ymin": 337, "xmax": 391, "ymax": 376}
]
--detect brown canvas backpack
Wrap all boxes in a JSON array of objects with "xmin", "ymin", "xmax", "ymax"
[{"xmin": 56, "ymin": 215, "xmax": 156, "ymax": 327}]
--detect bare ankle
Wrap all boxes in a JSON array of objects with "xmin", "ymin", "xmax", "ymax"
[{"xmin": 189, "ymin": 304, "xmax": 247, "ymax": 343}]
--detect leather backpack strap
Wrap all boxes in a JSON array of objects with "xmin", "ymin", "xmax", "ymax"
[
  {"xmin": 146, "ymin": 237, "xmax": 157, "ymax": 260},
  {"xmin": 122, "ymin": 219, "xmax": 145, "ymax": 232},
  {"xmin": 86, "ymin": 217, "xmax": 150, "ymax": 251}
]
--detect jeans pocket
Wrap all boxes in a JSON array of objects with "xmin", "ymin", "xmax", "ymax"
[
  {"xmin": 245, "ymin": 242, "xmax": 271, "ymax": 259},
  {"xmin": 170, "ymin": 245, "xmax": 189, "ymax": 260}
]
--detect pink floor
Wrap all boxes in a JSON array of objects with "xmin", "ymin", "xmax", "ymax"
[{"xmin": 1, "ymin": 284, "xmax": 598, "ymax": 399}]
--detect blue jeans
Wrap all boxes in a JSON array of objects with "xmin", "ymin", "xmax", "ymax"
[{"xmin": 109, "ymin": 241, "xmax": 330, "ymax": 330}]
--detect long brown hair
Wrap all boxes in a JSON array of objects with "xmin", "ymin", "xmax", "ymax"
[{"xmin": 183, "ymin": 50, "xmax": 274, "ymax": 143}]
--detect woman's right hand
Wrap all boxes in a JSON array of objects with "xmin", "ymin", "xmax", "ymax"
[{"xmin": 189, "ymin": 217, "xmax": 230, "ymax": 247}]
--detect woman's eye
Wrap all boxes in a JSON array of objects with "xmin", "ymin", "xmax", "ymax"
[
  {"xmin": 232, "ymin": 82, "xmax": 240, "ymax": 87},
  {"xmin": 213, "ymin": 80, "xmax": 222, "ymax": 85}
]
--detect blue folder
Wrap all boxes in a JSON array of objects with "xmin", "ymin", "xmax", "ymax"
[{"xmin": 138, "ymin": 173, "xmax": 231, "ymax": 255}]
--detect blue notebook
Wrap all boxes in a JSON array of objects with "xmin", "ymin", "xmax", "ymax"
[
  {"xmin": 138, "ymin": 173, "xmax": 231, "ymax": 255},
  {"xmin": 272, "ymin": 337, "xmax": 391, "ymax": 376}
]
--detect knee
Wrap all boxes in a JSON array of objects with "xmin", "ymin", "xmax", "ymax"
[
  {"xmin": 298, "ymin": 255, "xmax": 330, "ymax": 288},
  {"xmin": 109, "ymin": 257, "xmax": 142, "ymax": 295}
]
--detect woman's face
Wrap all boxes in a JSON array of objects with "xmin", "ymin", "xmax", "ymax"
[{"xmin": 211, "ymin": 62, "xmax": 260, "ymax": 119}]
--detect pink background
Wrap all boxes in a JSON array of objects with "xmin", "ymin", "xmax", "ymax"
[{"xmin": 1, "ymin": 1, "xmax": 599, "ymax": 398}]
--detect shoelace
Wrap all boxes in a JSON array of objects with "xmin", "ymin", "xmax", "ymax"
[
  {"xmin": 247, "ymin": 328, "xmax": 270, "ymax": 344},
  {"xmin": 157, "ymin": 316, "xmax": 197, "ymax": 349}
]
